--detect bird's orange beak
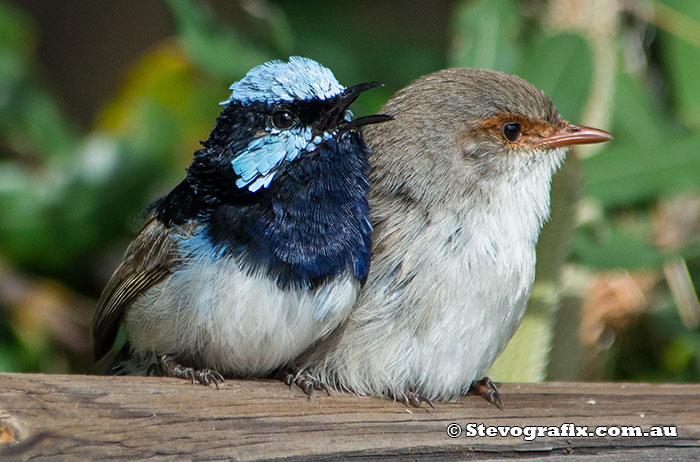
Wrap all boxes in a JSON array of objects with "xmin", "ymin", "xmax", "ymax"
[{"xmin": 539, "ymin": 123, "xmax": 613, "ymax": 148}]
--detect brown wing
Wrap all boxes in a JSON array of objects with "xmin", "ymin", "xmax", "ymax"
[{"xmin": 91, "ymin": 218, "xmax": 194, "ymax": 361}]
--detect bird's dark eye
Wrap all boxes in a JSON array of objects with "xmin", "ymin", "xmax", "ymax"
[
  {"xmin": 272, "ymin": 111, "xmax": 296, "ymax": 129},
  {"xmin": 502, "ymin": 122, "xmax": 523, "ymax": 142}
]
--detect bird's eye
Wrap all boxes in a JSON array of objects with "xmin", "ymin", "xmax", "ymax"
[
  {"xmin": 502, "ymin": 122, "xmax": 523, "ymax": 143},
  {"xmin": 272, "ymin": 111, "xmax": 296, "ymax": 129}
]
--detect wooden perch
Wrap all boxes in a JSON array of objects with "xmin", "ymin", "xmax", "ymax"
[{"xmin": 1, "ymin": 373, "xmax": 699, "ymax": 461}]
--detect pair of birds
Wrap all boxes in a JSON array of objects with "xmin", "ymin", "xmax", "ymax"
[{"xmin": 91, "ymin": 57, "xmax": 612, "ymax": 407}]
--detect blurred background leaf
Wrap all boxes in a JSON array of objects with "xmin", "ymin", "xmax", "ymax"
[
  {"xmin": 450, "ymin": 0, "xmax": 525, "ymax": 72},
  {"xmin": 0, "ymin": 0, "xmax": 698, "ymax": 385}
]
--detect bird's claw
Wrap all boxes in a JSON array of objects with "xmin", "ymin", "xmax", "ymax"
[
  {"xmin": 468, "ymin": 377, "xmax": 503, "ymax": 410},
  {"xmin": 159, "ymin": 355, "xmax": 225, "ymax": 389},
  {"xmin": 394, "ymin": 390, "xmax": 434, "ymax": 409},
  {"xmin": 195, "ymin": 369, "xmax": 225, "ymax": 389},
  {"xmin": 285, "ymin": 371, "xmax": 331, "ymax": 399}
]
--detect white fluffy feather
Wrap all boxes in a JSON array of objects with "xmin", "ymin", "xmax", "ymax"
[{"xmin": 124, "ymin": 254, "xmax": 359, "ymax": 377}]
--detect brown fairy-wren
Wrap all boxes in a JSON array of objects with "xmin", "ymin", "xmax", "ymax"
[{"xmin": 289, "ymin": 68, "xmax": 612, "ymax": 407}]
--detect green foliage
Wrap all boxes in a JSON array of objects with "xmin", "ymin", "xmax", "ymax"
[
  {"xmin": 583, "ymin": 74, "xmax": 700, "ymax": 208},
  {"xmin": 658, "ymin": 0, "xmax": 700, "ymax": 130},
  {"xmin": 572, "ymin": 226, "xmax": 666, "ymax": 270},
  {"xmin": 167, "ymin": 0, "xmax": 275, "ymax": 82},
  {"xmin": 451, "ymin": 0, "xmax": 525, "ymax": 73},
  {"xmin": 517, "ymin": 33, "xmax": 592, "ymax": 121},
  {"xmin": 584, "ymin": 133, "xmax": 700, "ymax": 207}
]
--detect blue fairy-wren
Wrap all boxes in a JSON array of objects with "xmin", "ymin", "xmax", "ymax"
[
  {"xmin": 90, "ymin": 57, "xmax": 391, "ymax": 384},
  {"xmin": 290, "ymin": 68, "xmax": 612, "ymax": 406}
]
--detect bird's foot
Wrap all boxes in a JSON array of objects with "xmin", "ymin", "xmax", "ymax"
[
  {"xmin": 392, "ymin": 390, "xmax": 434, "ymax": 409},
  {"xmin": 284, "ymin": 370, "xmax": 331, "ymax": 399},
  {"xmin": 468, "ymin": 377, "xmax": 503, "ymax": 410},
  {"xmin": 159, "ymin": 355, "xmax": 225, "ymax": 389}
]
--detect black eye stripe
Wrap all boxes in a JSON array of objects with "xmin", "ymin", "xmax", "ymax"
[
  {"xmin": 265, "ymin": 96, "xmax": 350, "ymax": 130},
  {"xmin": 282, "ymin": 96, "xmax": 348, "ymax": 125},
  {"xmin": 502, "ymin": 122, "xmax": 522, "ymax": 142}
]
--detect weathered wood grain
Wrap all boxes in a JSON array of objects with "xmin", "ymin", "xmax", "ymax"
[{"xmin": 0, "ymin": 374, "xmax": 698, "ymax": 461}]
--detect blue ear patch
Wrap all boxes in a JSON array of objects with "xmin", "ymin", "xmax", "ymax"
[
  {"xmin": 221, "ymin": 57, "xmax": 345, "ymax": 105},
  {"xmin": 232, "ymin": 126, "xmax": 335, "ymax": 192}
]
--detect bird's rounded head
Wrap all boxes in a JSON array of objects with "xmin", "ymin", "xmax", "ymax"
[
  {"xmin": 187, "ymin": 58, "xmax": 390, "ymax": 196},
  {"xmin": 365, "ymin": 68, "xmax": 612, "ymax": 206}
]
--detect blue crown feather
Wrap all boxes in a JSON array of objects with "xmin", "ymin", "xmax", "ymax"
[{"xmin": 221, "ymin": 56, "xmax": 345, "ymax": 105}]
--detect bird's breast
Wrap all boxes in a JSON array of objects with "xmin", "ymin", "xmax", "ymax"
[
  {"xmin": 124, "ymin": 250, "xmax": 361, "ymax": 376},
  {"xmin": 311, "ymin": 190, "xmax": 543, "ymax": 400},
  {"xmin": 200, "ymin": 135, "xmax": 372, "ymax": 289}
]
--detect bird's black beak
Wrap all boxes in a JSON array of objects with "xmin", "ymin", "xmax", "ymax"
[{"xmin": 320, "ymin": 81, "xmax": 394, "ymax": 133}]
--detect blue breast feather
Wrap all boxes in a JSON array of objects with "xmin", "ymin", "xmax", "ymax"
[{"xmin": 180, "ymin": 133, "xmax": 372, "ymax": 292}]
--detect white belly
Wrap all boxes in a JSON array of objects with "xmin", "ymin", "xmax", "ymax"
[
  {"xmin": 410, "ymin": 247, "xmax": 534, "ymax": 397},
  {"xmin": 125, "ymin": 255, "xmax": 360, "ymax": 377},
  {"xmin": 300, "ymin": 206, "xmax": 538, "ymax": 401}
]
